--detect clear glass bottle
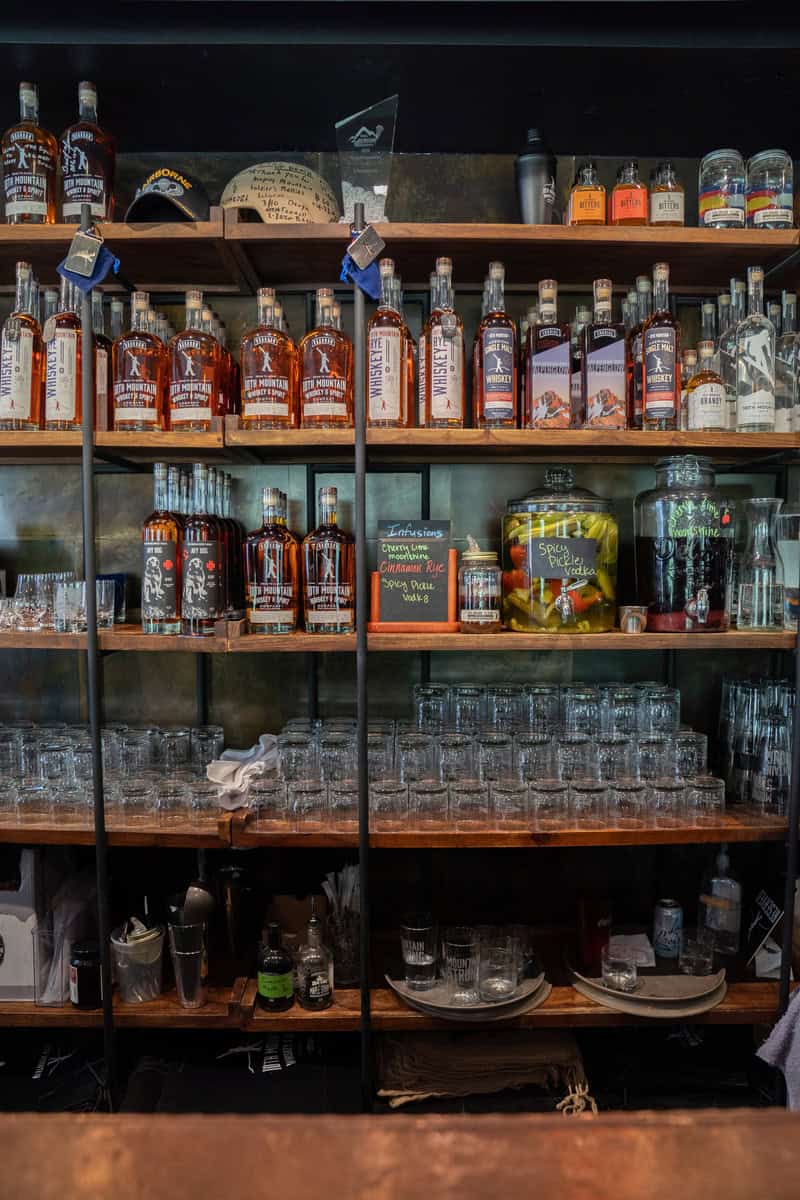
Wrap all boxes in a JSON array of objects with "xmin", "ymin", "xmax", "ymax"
[
  {"xmin": 113, "ymin": 291, "xmax": 167, "ymax": 431},
  {"xmin": 774, "ymin": 290, "xmax": 797, "ymax": 434},
  {"xmin": 609, "ymin": 160, "xmax": 647, "ymax": 226},
  {"xmin": 43, "ymin": 288, "xmax": 60, "ymax": 325},
  {"xmin": 367, "ymin": 258, "xmax": 406, "ymax": 427},
  {"xmin": 746, "ymin": 149, "xmax": 793, "ymax": 229},
  {"xmin": 699, "ymin": 149, "xmax": 746, "ymax": 228},
  {"xmin": 244, "ymin": 486, "xmax": 300, "ymax": 634},
  {"xmin": 59, "ymin": 81, "xmax": 115, "ymax": 222},
  {"xmin": 525, "ymin": 278, "xmax": 571, "ymax": 428},
  {"xmin": 474, "ymin": 262, "xmax": 517, "ymax": 427},
  {"xmin": 1, "ymin": 82, "xmax": 57, "ymax": 224},
  {"xmin": 426, "ymin": 257, "xmax": 465, "ymax": 428},
  {"xmin": 141, "ymin": 462, "xmax": 182, "ymax": 635},
  {"xmin": 110, "ymin": 298, "xmax": 126, "ymax": 342},
  {"xmin": 240, "ymin": 287, "xmax": 298, "ymax": 429},
  {"xmin": 570, "ymin": 303, "xmax": 591, "ymax": 426},
  {"xmin": 299, "ymin": 288, "xmax": 354, "ymax": 428},
  {"xmin": 582, "ymin": 279, "xmax": 627, "ymax": 428},
  {"xmin": 678, "ymin": 349, "xmax": 697, "ymax": 430},
  {"xmin": 567, "ymin": 161, "xmax": 605, "ymax": 226},
  {"xmin": 257, "ymin": 922, "xmax": 294, "ymax": 1013},
  {"xmin": 776, "ymin": 505, "xmax": 800, "ymax": 629},
  {"xmin": 0, "ymin": 261, "xmax": 43, "ymax": 430},
  {"xmin": 642, "ymin": 262, "xmax": 681, "ymax": 431},
  {"xmin": 44, "ymin": 277, "xmax": 82, "ymax": 430},
  {"xmin": 685, "ymin": 341, "xmax": 726, "ymax": 431},
  {"xmin": 418, "ymin": 271, "xmax": 435, "ymax": 427},
  {"xmin": 296, "ymin": 900, "xmax": 334, "ymax": 1011},
  {"xmin": 735, "ymin": 266, "xmax": 775, "ymax": 433},
  {"xmin": 181, "ymin": 463, "xmax": 224, "ymax": 637},
  {"xmin": 458, "ymin": 543, "xmax": 502, "ymax": 633},
  {"xmin": 628, "ymin": 276, "xmax": 651, "ymax": 430},
  {"xmin": 751, "ymin": 709, "xmax": 791, "ymax": 816},
  {"xmin": 719, "ymin": 280, "xmax": 745, "ymax": 431},
  {"xmin": 736, "ymin": 496, "xmax": 784, "ymax": 630},
  {"xmin": 168, "ymin": 290, "xmax": 219, "ymax": 432},
  {"xmin": 92, "ymin": 291, "xmax": 112, "ymax": 430},
  {"xmin": 698, "ymin": 847, "xmax": 741, "ymax": 956},
  {"xmin": 395, "ymin": 275, "xmax": 415, "ymax": 428},
  {"xmin": 302, "ymin": 486, "xmax": 355, "ymax": 634},
  {"xmin": 649, "ymin": 162, "xmax": 684, "ymax": 226}
]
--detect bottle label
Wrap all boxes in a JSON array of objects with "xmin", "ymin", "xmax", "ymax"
[
  {"xmin": 430, "ymin": 328, "xmax": 464, "ymax": 421},
  {"xmin": 585, "ymin": 337, "xmax": 626, "ymax": 427},
  {"xmin": 69, "ymin": 964, "xmax": 79, "ymax": 1005},
  {"xmin": 368, "ymin": 326, "xmax": 402, "ymax": 422},
  {"xmin": 2, "ymin": 131, "xmax": 55, "ymax": 217},
  {"xmin": 417, "ymin": 331, "xmax": 427, "ymax": 425},
  {"xmin": 611, "ymin": 187, "xmax": 647, "ymax": 222},
  {"xmin": 0, "ymin": 326, "xmax": 34, "ymax": 420},
  {"xmin": 182, "ymin": 540, "xmax": 221, "ymax": 619},
  {"xmin": 247, "ymin": 565, "xmax": 296, "ymax": 627},
  {"xmin": 482, "ymin": 327, "xmax": 515, "ymax": 418},
  {"xmin": 114, "ymin": 377, "xmax": 159, "ymax": 424},
  {"xmin": 301, "ymin": 334, "xmax": 349, "ymax": 419},
  {"xmin": 169, "ymin": 337, "xmax": 213, "ymax": 422},
  {"xmin": 699, "ymin": 186, "xmax": 745, "ymax": 226},
  {"xmin": 460, "ymin": 608, "xmax": 500, "ymax": 623},
  {"xmin": 142, "ymin": 539, "xmax": 179, "ymax": 620},
  {"xmin": 644, "ymin": 326, "xmax": 678, "ymax": 419},
  {"xmin": 737, "ymin": 388, "xmax": 775, "ymax": 427},
  {"xmin": 243, "ymin": 332, "xmax": 292, "ymax": 417},
  {"xmin": 748, "ymin": 190, "xmax": 793, "ymax": 227},
  {"xmin": 304, "ymin": 972, "xmax": 332, "ymax": 1003},
  {"xmin": 688, "ymin": 382, "xmax": 726, "ymax": 430},
  {"xmin": 649, "ymin": 190, "xmax": 685, "ymax": 224},
  {"xmin": 258, "ymin": 970, "xmax": 294, "ymax": 1000},
  {"xmin": 570, "ymin": 188, "xmax": 604, "ymax": 222},
  {"xmin": 61, "ymin": 130, "xmax": 111, "ymax": 219},
  {"xmin": 529, "ymin": 340, "xmax": 571, "ymax": 428},
  {"xmin": 775, "ymin": 406, "xmax": 793, "ymax": 433},
  {"xmin": 45, "ymin": 329, "xmax": 78, "ymax": 422}
]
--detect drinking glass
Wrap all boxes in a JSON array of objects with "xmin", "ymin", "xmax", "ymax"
[
  {"xmin": 187, "ymin": 780, "xmax": 220, "ymax": 826},
  {"xmin": 476, "ymin": 731, "xmax": 513, "ymax": 782},
  {"xmin": 400, "ymin": 917, "xmax": 437, "ymax": 991},
  {"xmin": 119, "ymin": 730, "xmax": 153, "ymax": 776},
  {"xmin": 329, "ymin": 777, "xmax": 359, "ymax": 829},
  {"xmin": 451, "ymin": 685, "xmax": 484, "ymax": 732},
  {"xmin": 278, "ymin": 732, "xmax": 318, "ymax": 781},
  {"xmin": 408, "ymin": 778, "xmax": 449, "ymax": 830},
  {"xmin": 484, "ymin": 685, "xmax": 524, "ymax": 729},
  {"xmin": 52, "ymin": 783, "xmax": 90, "ymax": 824},
  {"xmin": 0, "ymin": 780, "xmax": 19, "ymax": 816},
  {"xmin": 39, "ymin": 738, "xmax": 73, "ymax": 785},
  {"xmin": 52, "ymin": 581, "xmax": 87, "ymax": 633},
  {"xmin": 18, "ymin": 733, "xmax": 40, "ymax": 781},
  {"xmin": 679, "ymin": 933, "xmax": 715, "ymax": 975},
  {"xmin": 367, "ymin": 730, "xmax": 394, "ymax": 781},
  {"xmin": 319, "ymin": 731, "xmax": 356, "ymax": 782},
  {"xmin": 514, "ymin": 732, "xmax": 554, "ymax": 780},
  {"xmin": 396, "ymin": 732, "xmax": 436, "ymax": 783},
  {"xmin": 556, "ymin": 733, "xmax": 599, "ymax": 782},
  {"xmin": 603, "ymin": 686, "xmax": 640, "ymax": 736},
  {"xmin": 729, "ymin": 681, "xmax": 763, "ymax": 804},
  {"xmin": 289, "ymin": 778, "xmax": 328, "ymax": 831},
  {"xmin": 369, "ymin": 779, "xmax": 408, "ymax": 830},
  {"xmin": 523, "ymin": 684, "xmax": 560, "ymax": 731},
  {"xmin": 737, "ymin": 497, "xmax": 784, "ymax": 631},
  {"xmin": 161, "ymin": 728, "xmax": 191, "ymax": 775},
  {"xmin": 0, "ymin": 730, "xmax": 21, "ymax": 779},
  {"xmin": 648, "ymin": 778, "xmax": 686, "ymax": 828},
  {"xmin": 190, "ymin": 725, "xmax": 225, "ymax": 772},
  {"xmin": 479, "ymin": 933, "xmax": 518, "ymax": 1001},
  {"xmin": 674, "ymin": 731, "xmax": 708, "ymax": 780},
  {"xmin": 569, "ymin": 780, "xmax": 608, "ymax": 828},
  {"xmin": 751, "ymin": 710, "xmax": 791, "ymax": 816},
  {"xmin": 490, "ymin": 778, "xmax": 529, "ymax": 829},
  {"xmin": 443, "ymin": 927, "xmax": 480, "ymax": 1006},
  {"xmin": 412, "ymin": 683, "xmax": 450, "ymax": 729},
  {"xmin": 449, "ymin": 779, "xmax": 489, "ymax": 829},
  {"xmin": 16, "ymin": 780, "xmax": 51, "ymax": 822},
  {"xmin": 155, "ymin": 780, "xmax": 191, "ymax": 827},
  {"xmin": 95, "ymin": 579, "xmax": 116, "ymax": 629},
  {"xmin": 563, "ymin": 686, "xmax": 601, "ymax": 735},
  {"xmin": 637, "ymin": 734, "xmax": 674, "ymax": 781},
  {"xmin": 250, "ymin": 778, "xmax": 289, "ymax": 827},
  {"xmin": 15, "ymin": 576, "xmax": 47, "ymax": 632},
  {"xmin": 596, "ymin": 734, "xmax": 635, "ymax": 782},
  {"xmin": 601, "ymin": 944, "xmax": 638, "ymax": 992},
  {"xmin": 607, "ymin": 779, "xmax": 648, "ymax": 829},
  {"xmin": 644, "ymin": 685, "xmax": 681, "ymax": 734},
  {"xmin": 530, "ymin": 779, "xmax": 569, "ymax": 830},
  {"xmin": 0, "ymin": 597, "xmax": 17, "ymax": 630},
  {"xmin": 436, "ymin": 731, "xmax": 475, "ymax": 782},
  {"xmin": 117, "ymin": 779, "xmax": 157, "ymax": 824},
  {"xmin": 684, "ymin": 775, "xmax": 725, "ymax": 825}
]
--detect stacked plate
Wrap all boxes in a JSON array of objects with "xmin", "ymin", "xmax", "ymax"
[
  {"xmin": 386, "ymin": 971, "xmax": 551, "ymax": 1021},
  {"xmin": 569, "ymin": 963, "xmax": 727, "ymax": 1018}
]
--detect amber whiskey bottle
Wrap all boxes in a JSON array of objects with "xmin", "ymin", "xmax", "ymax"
[
  {"xmin": 169, "ymin": 290, "xmax": 219, "ymax": 432},
  {"xmin": 628, "ymin": 276, "xmax": 651, "ymax": 429},
  {"xmin": 113, "ymin": 291, "xmax": 167, "ymax": 431},
  {"xmin": 44, "ymin": 277, "xmax": 82, "ymax": 430},
  {"xmin": 582, "ymin": 279, "xmax": 627, "ymax": 428},
  {"xmin": 142, "ymin": 462, "xmax": 182, "ymax": 634},
  {"xmin": 395, "ymin": 276, "xmax": 415, "ymax": 429},
  {"xmin": 245, "ymin": 486, "xmax": 300, "ymax": 634},
  {"xmin": 60, "ymin": 81, "xmax": 115, "ymax": 222},
  {"xmin": 299, "ymin": 289, "xmax": 354, "ymax": 428},
  {"xmin": 368, "ymin": 259, "xmax": 406, "ymax": 428},
  {"xmin": 426, "ymin": 257, "xmax": 465, "ymax": 428},
  {"xmin": 302, "ymin": 486, "xmax": 355, "ymax": 634},
  {"xmin": 223, "ymin": 472, "xmax": 246, "ymax": 612},
  {"xmin": 181, "ymin": 463, "xmax": 224, "ymax": 636},
  {"xmin": 642, "ymin": 262, "xmax": 681, "ymax": 431},
  {"xmin": 474, "ymin": 261, "xmax": 517, "ymax": 428},
  {"xmin": 92, "ymin": 292, "xmax": 112, "ymax": 430},
  {"xmin": 0, "ymin": 261, "xmax": 43, "ymax": 430},
  {"xmin": 525, "ymin": 279, "xmax": 571, "ymax": 428},
  {"xmin": 2, "ymin": 82, "xmax": 57, "ymax": 224},
  {"xmin": 240, "ymin": 287, "xmax": 298, "ymax": 429}
]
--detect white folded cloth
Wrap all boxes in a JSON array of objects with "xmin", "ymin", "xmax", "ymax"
[{"xmin": 206, "ymin": 734, "xmax": 278, "ymax": 810}]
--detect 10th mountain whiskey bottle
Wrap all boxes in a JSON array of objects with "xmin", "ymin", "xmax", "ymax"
[
  {"xmin": 45, "ymin": 277, "xmax": 82, "ymax": 430},
  {"xmin": 59, "ymin": 80, "xmax": 115, "ymax": 222},
  {"xmin": 642, "ymin": 262, "xmax": 681, "ymax": 431},
  {"xmin": 0, "ymin": 261, "xmax": 43, "ymax": 430},
  {"xmin": 424, "ymin": 257, "xmax": 465, "ymax": 428},
  {"xmin": 582, "ymin": 279, "xmax": 627, "ymax": 428},
  {"xmin": 525, "ymin": 279, "xmax": 571, "ymax": 428},
  {"xmin": 240, "ymin": 287, "xmax": 298, "ymax": 429},
  {"xmin": 244, "ymin": 487, "xmax": 299, "ymax": 634},
  {"xmin": 299, "ymin": 288, "xmax": 354, "ymax": 428},
  {"xmin": 113, "ymin": 291, "xmax": 167, "ymax": 431},
  {"xmin": 142, "ymin": 462, "xmax": 182, "ymax": 634},
  {"xmin": 303, "ymin": 486, "xmax": 355, "ymax": 633},
  {"xmin": 474, "ymin": 261, "xmax": 517, "ymax": 427},
  {"xmin": 169, "ymin": 290, "xmax": 218, "ymax": 431},
  {"xmin": 2, "ymin": 82, "xmax": 57, "ymax": 224},
  {"xmin": 181, "ymin": 463, "xmax": 223, "ymax": 636}
]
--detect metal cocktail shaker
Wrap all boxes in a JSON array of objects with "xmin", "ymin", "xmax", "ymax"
[{"xmin": 515, "ymin": 128, "xmax": 557, "ymax": 224}]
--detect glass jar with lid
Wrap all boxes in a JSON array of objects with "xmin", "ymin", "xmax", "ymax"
[
  {"xmin": 698, "ymin": 149, "xmax": 745, "ymax": 228},
  {"xmin": 502, "ymin": 467, "xmax": 617, "ymax": 633},
  {"xmin": 634, "ymin": 456, "xmax": 735, "ymax": 632},
  {"xmin": 459, "ymin": 539, "xmax": 502, "ymax": 633},
  {"xmin": 746, "ymin": 150, "xmax": 794, "ymax": 229}
]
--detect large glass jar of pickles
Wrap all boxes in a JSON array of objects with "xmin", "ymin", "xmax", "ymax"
[{"xmin": 502, "ymin": 467, "xmax": 617, "ymax": 633}]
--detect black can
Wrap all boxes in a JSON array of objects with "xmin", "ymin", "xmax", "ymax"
[
  {"xmin": 70, "ymin": 939, "xmax": 102, "ymax": 1009},
  {"xmin": 515, "ymin": 128, "xmax": 558, "ymax": 225}
]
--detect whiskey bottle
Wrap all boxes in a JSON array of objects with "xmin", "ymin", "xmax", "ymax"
[
  {"xmin": 736, "ymin": 265, "xmax": 775, "ymax": 433},
  {"xmin": 609, "ymin": 160, "xmax": 647, "ymax": 226},
  {"xmin": 775, "ymin": 290, "xmax": 797, "ymax": 433},
  {"xmin": 474, "ymin": 261, "xmax": 517, "ymax": 427},
  {"xmin": 570, "ymin": 304, "xmax": 591, "ymax": 426},
  {"xmin": 582, "ymin": 279, "xmax": 627, "ymax": 428},
  {"xmin": 426, "ymin": 257, "xmax": 465, "ymax": 428},
  {"xmin": 418, "ymin": 272, "xmax": 435, "ymax": 427},
  {"xmin": 181, "ymin": 462, "xmax": 224, "ymax": 636},
  {"xmin": 642, "ymin": 263, "xmax": 681, "ymax": 431},
  {"xmin": 113, "ymin": 291, "xmax": 167, "ymax": 431},
  {"xmin": 244, "ymin": 486, "xmax": 300, "ymax": 634},
  {"xmin": 627, "ymin": 277, "xmax": 650, "ymax": 431},
  {"xmin": 42, "ymin": 288, "xmax": 59, "ymax": 324},
  {"xmin": 368, "ymin": 259, "xmax": 406, "ymax": 428},
  {"xmin": 240, "ymin": 288, "xmax": 298, "ymax": 429},
  {"xmin": 92, "ymin": 292, "xmax": 112, "ymax": 430},
  {"xmin": 200, "ymin": 303, "xmax": 226, "ymax": 419},
  {"xmin": 567, "ymin": 161, "xmax": 605, "ymax": 226},
  {"xmin": 649, "ymin": 162, "xmax": 685, "ymax": 226},
  {"xmin": 110, "ymin": 298, "xmax": 126, "ymax": 342},
  {"xmin": 44, "ymin": 277, "xmax": 82, "ymax": 431},
  {"xmin": 141, "ymin": 462, "xmax": 181, "ymax": 634},
  {"xmin": 207, "ymin": 467, "xmax": 228, "ymax": 612},
  {"xmin": 525, "ymin": 279, "xmax": 571, "ymax": 428},
  {"xmin": 256, "ymin": 923, "xmax": 294, "ymax": 1013},
  {"xmin": 223, "ymin": 472, "xmax": 246, "ymax": 612},
  {"xmin": 296, "ymin": 899, "xmax": 334, "ymax": 1011},
  {"xmin": 719, "ymin": 280, "xmax": 745, "ymax": 430},
  {"xmin": 395, "ymin": 276, "xmax": 416, "ymax": 429},
  {"xmin": 0, "ymin": 261, "xmax": 43, "ymax": 430},
  {"xmin": 685, "ymin": 340, "xmax": 726, "ymax": 432},
  {"xmin": 59, "ymin": 81, "xmax": 115, "ymax": 222},
  {"xmin": 678, "ymin": 349, "xmax": 697, "ymax": 430},
  {"xmin": 169, "ymin": 290, "xmax": 219, "ymax": 432},
  {"xmin": 2, "ymin": 82, "xmax": 57, "ymax": 224},
  {"xmin": 299, "ymin": 288, "xmax": 354, "ymax": 428},
  {"xmin": 302, "ymin": 486, "xmax": 355, "ymax": 634},
  {"xmin": 623, "ymin": 287, "xmax": 637, "ymax": 419}
]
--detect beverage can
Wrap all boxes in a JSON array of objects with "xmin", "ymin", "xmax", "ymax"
[{"xmin": 653, "ymin": 898, "xmax": 683, "ymax": 958}]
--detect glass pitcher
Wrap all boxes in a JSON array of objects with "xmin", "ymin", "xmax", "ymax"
[
  {"xmin": 737, "ymin": 497, "xmax": 784, "ymax": 631},
  {"xmin": 775, "ymin": 505, "xmax": 800, "ymax": 630}
]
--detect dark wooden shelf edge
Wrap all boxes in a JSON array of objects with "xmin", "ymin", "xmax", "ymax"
[{"xmin": 0, "ymin": 980, "xmax": 246, "ymax": 1029}]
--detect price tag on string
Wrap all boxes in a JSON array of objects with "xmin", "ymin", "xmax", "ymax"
[
  {"xmin": 340, "ymin": 223, "xmax": 385, "ymax": 299},
  {"xmin": 58, "ymin": 224, "xmax": 121, "ymax": 292}
]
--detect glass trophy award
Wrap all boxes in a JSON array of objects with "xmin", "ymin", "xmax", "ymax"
[{"xmin": 335, "ymin": 95, "xmax": 398, "ymax": 223}]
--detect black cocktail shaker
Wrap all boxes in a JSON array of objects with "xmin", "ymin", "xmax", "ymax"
[{"xmin": 515, "ymin": 128, "xmax": 557, "ymax": 224}]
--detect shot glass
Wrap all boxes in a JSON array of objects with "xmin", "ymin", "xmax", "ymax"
[
  {"xmin": 596, "ymin": 734, "xmax": 636, "ymax": 782},
  {"xmin": 684, "ymin": 775, "xmax": 725, "ymax": 825},
  {"xmin": 449, "ymin": 778, "xmax": 489, "ymax": 829},
  {"xmin": 476, "ymin": 731, "xmax": 513, "ymax": 782},
  {"xmin": 530, "ymin": 779, "xmax": 569, "ymax": 830},
  {"xmin": 569, "ymin": 780, "xmax": 608, "ymax": 828},
  {"xmin": 601, "ymin": 944, "xmax": 638, "ymax": 992},
  {"xmin": 514, "ymin": 732, "xmax": 554, "ymax": 781},
  {"xmin": 409, "ymin": 778, "xmax": 449, "ymax": 830},
  {"xmin": 607, "ymin": 779, "xmax": 648, "ymax": 829},
  {"xmin": 479, "ymin": 933, "xmax": 518, "ymax": 1002},
  {"xmin": 443, "ymin": 927, "xmax": 480, "ymax": 1006},
  {"xmin": 329, "ymin": 776, "xmax": 359, "ymax": 830},
  {"xmin": 369, "ymin": 779, "xmax": 408, "ymax": 831},
  {"xmin": 490, "ymin": 778, "xmax": 529, "ymax": 829},
  {"xmin": 556, "ymin": 733, "xmax": 599, "ymax": 782},
  {"xmin": 250, "ymin": 778, "xmax": 289, "ymax": 828},
  {"xmin": 400, "ymin": 917, "xmax": 437, "ymax": 991},
  {"xmin": 648, "ymin": 777, "xmax": 686, "ymax": 828},
  {"xmin": 289, "ymin": 778, "xmax": 328, "ymax": 831}
]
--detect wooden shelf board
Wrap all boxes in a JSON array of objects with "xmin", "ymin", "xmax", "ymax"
[
  {"xmin": 226, "ymin": 631, "xmax": 356, "ymax": 653},
  {"xmin": 367, "ymin": 630, "xmax": 796, "ymax": 652},
  {"xmin": 0, "ymin": 626, "xmax": 228, "ymax": 653},
  {"xmin": 241, "ymin": 982, "xmax": 785, "ymax": 1031},
  {"xmin": 96, "ymin": 431, "xmax": 226, "ymax": 461},
  {"xmin": 0, "ymin": 815, "xmax": 232, "ymax": 848},
  {"xmin": 0, "ymin": 981, "xmax": 245, "ymax": 1029}
]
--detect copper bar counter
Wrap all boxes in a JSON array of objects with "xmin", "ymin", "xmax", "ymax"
[{"xmin": 5, "ymin": 1109, "xmax": 799, "ymax": 1200}]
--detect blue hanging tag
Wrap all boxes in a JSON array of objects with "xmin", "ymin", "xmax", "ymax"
[
  {"xmin": 57, "ymin": 244, "xmax": 121, "ymax": 293},
  {"xmin": 340, "ymin": 253, "xmax": 381, "ymax": 300}
]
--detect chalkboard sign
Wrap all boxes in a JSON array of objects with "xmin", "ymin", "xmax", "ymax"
[{"xmin": 377, "ymin": 520, "xmax": 451, "ymax": 622}]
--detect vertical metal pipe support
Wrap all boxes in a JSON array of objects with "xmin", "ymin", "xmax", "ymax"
[
  {"xmin": 352, "ymin": 203, "xmax": 372, "ymax": 1109},
  {"xmin": 779, "ymin": 624, "xmax": 800, "ymax": 1014},
  {"xmin": 78, "ymin": 203, "xmax": 116, "ymax": 1102}
]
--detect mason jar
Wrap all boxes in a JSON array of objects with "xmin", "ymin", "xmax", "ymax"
[
  {"xmin": 458, "ymin": 549, "xmax": 502, "ymax": 633},
  {"xmin": 698, "ymin": 149, "xmax": 745, "ymax": 228},
  {"xmin": 746, "ymin": 149, "xmax": 793, "ymax": 229}
]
